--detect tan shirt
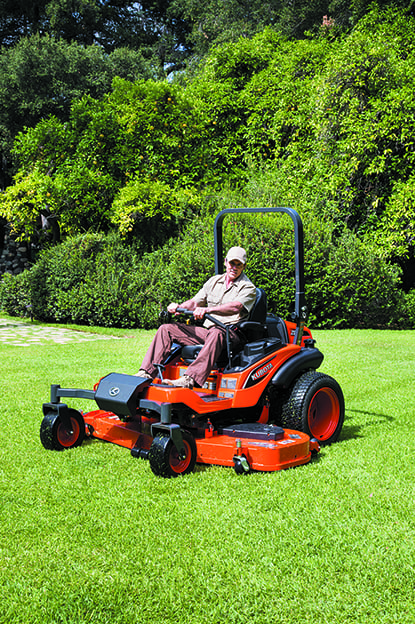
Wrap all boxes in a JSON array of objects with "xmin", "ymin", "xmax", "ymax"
[{"xmin": 193, "ymin": 272, "xmax": 257, "ymax": 328}]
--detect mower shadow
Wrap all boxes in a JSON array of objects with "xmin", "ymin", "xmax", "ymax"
[{"xmin": 340, "ymin": 409, "xmax": 395, "ymax": 442}]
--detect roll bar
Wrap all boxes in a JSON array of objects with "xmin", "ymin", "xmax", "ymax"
[{"xmin": 213, "ymin": 207, "xmax": 307, "ymax": 345}]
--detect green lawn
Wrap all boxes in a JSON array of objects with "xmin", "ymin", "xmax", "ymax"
[{"xmin": 0, "ymin": 320, "xmax": 414, "ymax": 623}]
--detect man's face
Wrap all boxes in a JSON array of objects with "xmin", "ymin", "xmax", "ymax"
[{"xmin": 225, "ymin": 258, "xmax": 245, "ymax": 283}]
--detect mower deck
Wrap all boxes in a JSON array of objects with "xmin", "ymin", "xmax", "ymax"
[{"xmin": 82, "ymin": 407, "xmax": 319, "ymax": 473}]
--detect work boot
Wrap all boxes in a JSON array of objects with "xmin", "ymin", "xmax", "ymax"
[
  {"xmin": 135, "ymin": 369, "xmax": 152, "ymax": 380},
  {"xmin": 163, "ymin": 375, "xmax": 194, "ymax": 389}
]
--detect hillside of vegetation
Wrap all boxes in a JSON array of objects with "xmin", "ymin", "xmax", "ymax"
[{"xmin": 1, "ymin": 6, "xmax": 415, "ymax": 328}]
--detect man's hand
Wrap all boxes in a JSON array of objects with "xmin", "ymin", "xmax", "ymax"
[
  {"xmin": 168, "ymin": 303, "xmax": 207, "ymax": 321},
  {"xmin": 167, "ymin": 299, "xmax": 197, "ymax": 315},
  {"xmin": 167, "ymin": 302, "xmax": 180, "ymax": 314},
  {"xmin": 193, "ymin": 306, "xmax": 208, "ymax": 321}
]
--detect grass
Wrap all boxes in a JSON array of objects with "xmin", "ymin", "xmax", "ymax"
[{"xmin": 0, "ymin": 320, "xmax": 414, "ymax": 623}]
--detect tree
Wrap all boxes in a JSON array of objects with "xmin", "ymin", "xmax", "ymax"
[
  {"xmin": 0, "ymin": 0, "xmax": 49, "ymax": 45},
  {"xmin": 0, "ymin": 33, "xmax": 156, "ymax": 187},
  {"xmin": 0, "ymin": 0, "xmax": 191, "ymax": 65},
  {"xmin": 0, "ymin": 77, "xmax": 207, "ymax": 240}
]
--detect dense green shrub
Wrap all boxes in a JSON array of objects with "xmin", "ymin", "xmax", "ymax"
[
  {"xmin": 0, "ymin": 271, "xmax": 31, "ymax": 318},
  {"xmin": 1, "ymin": 78, "xmax": 208, "ymax": 241},
  {"xmin": 26, "ymin": 233, "xmax": 107, "ymax": 322},
  {"xmin": 1, "ymin": 214, "xmax": 409, "ymax": 329},
  {"xmin": 305, "ymin": 224, "xmax": 403, "ymax": 328},
  {"xmin": 0, "ymin": 227, "xmax": 214, "ymax": 328},
  {"xmin": 111, "ymin": 180, "xmax": 201, "ymax": 249},
  {"xmin": 219, "ymin": 214, "xmax": 404, "ymax": 328},
  {"xmin": 399, "ymin": 289, "xmax": 415, "ymax": 329}
]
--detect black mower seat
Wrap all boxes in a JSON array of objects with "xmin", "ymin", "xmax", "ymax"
[
  {"xmin": 265, "ymin": 313, "xmax": 289, "ymax": 344},
  {"xmin": 236, "ymin": 287, "xmax": 267, "ymax": 342}
]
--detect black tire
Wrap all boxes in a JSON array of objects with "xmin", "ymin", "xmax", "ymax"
[
  {"xmin": 280, "ymin": 371, "xmax": 345, "ymax": 445},
  {"xmin": 40, "ymin": 409, "xmax": 85, "ymax": 451},
  {"xmin": 149, "ymin": 430, "xmax": 197, "ymax": 478}
]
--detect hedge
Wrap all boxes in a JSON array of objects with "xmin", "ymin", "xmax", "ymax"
[{"xmin": 1, "ymin": 214, "xmax": 412, "ymax": 329}]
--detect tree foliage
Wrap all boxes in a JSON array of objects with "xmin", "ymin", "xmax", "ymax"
[
  {"xmin": 2, "ymin": 8, "xmax": 415, "ymax": 272},
  {"xmin": 0, "ymin": 33, "xmax": 157, "ymax": 186},
  {"xmin": 1, "ymin": 1, "xmax": 413, "ymax": 70},
  {"xmin": 1, "ymin": 78, "xmax": 208, "ymax": 242},
  {"xmin": 1, "ymin": 4, "xmax": 415, "ymax": 327}
]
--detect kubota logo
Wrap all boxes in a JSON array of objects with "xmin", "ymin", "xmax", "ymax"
[{"xmin": 252, "ymin": 362, "xmax": 273, "ymax": 381}]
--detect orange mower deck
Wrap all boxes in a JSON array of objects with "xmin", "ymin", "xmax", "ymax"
[{"xmin": 82, "ymin": 408, "xmax": 319, "ymax": 473}]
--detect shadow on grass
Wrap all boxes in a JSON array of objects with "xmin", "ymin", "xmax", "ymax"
[{"xmin": 340, "ymin": 409, "xmax": 395, "ymax": 441}]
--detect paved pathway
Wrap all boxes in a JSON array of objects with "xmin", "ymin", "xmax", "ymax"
[{"xmin": 0, "ymin": 318, "xmax": 124, "ymax": 347}]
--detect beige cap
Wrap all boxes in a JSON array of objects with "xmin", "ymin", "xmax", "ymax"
[{"xmin": 226, "ymin": 246, "xmax": 247, "ymax": 264}]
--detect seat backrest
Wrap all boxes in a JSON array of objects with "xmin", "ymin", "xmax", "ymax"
[{"xmin": 248, "ymin": 288, "xmax": 267, "ymax": 324}]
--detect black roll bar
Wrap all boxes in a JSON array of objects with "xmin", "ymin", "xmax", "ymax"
[{"xmin": 213, "ymin": 207, "xmax": 307, "ymax": 344}]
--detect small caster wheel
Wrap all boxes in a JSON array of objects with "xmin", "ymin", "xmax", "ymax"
[
  {"xmin": 40, "ymin": 409, "xmax": 85, "ymax": 451},
  {"xmin": 233, "ymin": 454, "xmax": 250, "ymax": 475}
]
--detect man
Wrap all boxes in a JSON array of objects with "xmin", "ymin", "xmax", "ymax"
[{"xmin": 136, "ymin": 246, "xmax": 257, "ymax": 389}]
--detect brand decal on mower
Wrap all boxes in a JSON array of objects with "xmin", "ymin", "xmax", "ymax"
[
  {"xmin": 252, "ymin": 362, "xmax": 273, "ymax": 381},
  {"xmin": 244, "ymin": 359, "xmax": 274, "ymax": 388},
  {"xmin": 109, "ymin": 386, "xmax": 120, "ymax": 397}
]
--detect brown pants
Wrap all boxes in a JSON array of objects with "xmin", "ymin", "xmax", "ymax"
[{"xmin": 140, "ymin": 323, "xmax": 242, "ymax": 387}]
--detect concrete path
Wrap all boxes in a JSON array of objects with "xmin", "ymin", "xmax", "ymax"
[{"xmin": 0, "ymin": 318, "xmax": 124, "ymax": 347}]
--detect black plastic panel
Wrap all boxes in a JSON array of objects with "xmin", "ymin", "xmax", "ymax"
[
  {"xmin": 220, "ymin": 423, "xmax": 285, "ymax": 441},
  {"xmin": 95, "ymin": 373, "xmax": 150, "ymax": 417}
]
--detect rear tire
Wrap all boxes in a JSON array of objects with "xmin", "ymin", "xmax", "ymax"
[
  {"xmin": 280, "ymin": 371, "xmax": 344, "ymax": 445},
  {"xmin": 40, "ymin": 409, "xmax": 85, "ymax": 451},
  {"xmin": 149, "ymin": 430, "xmax": 197, "ymax": 478}
]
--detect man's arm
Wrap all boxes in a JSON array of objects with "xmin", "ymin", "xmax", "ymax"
[
  {"xmin": 167, "ymin": 300, "xmax": 244, "ymax": 321},
  {"xmin": 167, "ymin": 299, "xmax": 197, "ymax": 314},
  {"xmin": 193, "ymin": 301, "xmax": 243, "ymax": 321}
]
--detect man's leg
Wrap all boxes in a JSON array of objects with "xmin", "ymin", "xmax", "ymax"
[
  {"xmin": 139, "ymin": 323, "xmax": 209, "ymax": 378},
  {"xmin": 184, "ymin": 327, "xmax": 242, "ymax": 387}
]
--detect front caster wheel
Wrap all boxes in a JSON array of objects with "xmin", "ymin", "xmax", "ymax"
[
  {"xmin": 149, "ymin": 430, "xmax": 197, "ymax": 478},
  {"xmin": 281, "ymin": 371, "xmax": 345, "ymax": 446},
  {"xmin": 233, "ymin": 454, "xmax": 250, "ymax": 475},
  {"xmin": 40, "ymin": 409, "xmax": 85, "ymax": 451}
]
